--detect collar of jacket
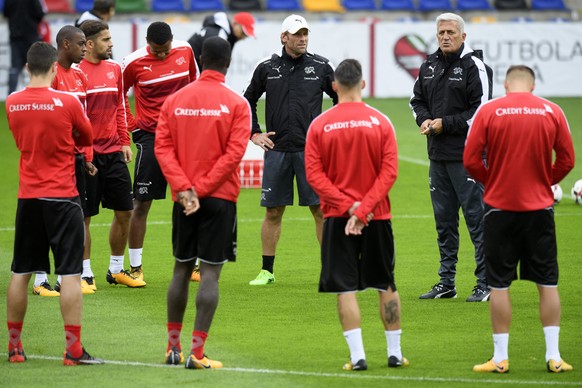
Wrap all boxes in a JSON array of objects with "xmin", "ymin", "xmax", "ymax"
[{"xmin": 281, "ymin": 47, "xmax": 306, "ymax": 64}]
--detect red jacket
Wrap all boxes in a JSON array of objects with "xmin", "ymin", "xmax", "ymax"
[
  {"xmin": 6, "ymin": 87, "xmax": 93, "ymax": 198},
  {"xmin": 305, "ymin": 102, "xmax": 398, "ymax": 224},
  {"xmin": 464, "ymin": 92, "xmax": 575, "ymax": 211},
  {"xmin": 155, "ymin": 70, "xmax": 250, "ymax": 202}
]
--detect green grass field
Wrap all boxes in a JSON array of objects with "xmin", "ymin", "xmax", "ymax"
[{"xmin": 1, "ymin": 98, "xmax": 581, "ymax": 387}]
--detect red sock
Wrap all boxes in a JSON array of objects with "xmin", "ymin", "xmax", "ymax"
[
  {"xmin": 64, "ymin": 325, "xmax": 83, "ymax": 358},
  {"xmin": 167, "ymin": 322, "xmax": 182, "ymax": 351},
  {"xmin": 7, "ymin": 321, "xmax": 23, "ymax": 351},
  {"xmin": 191, "ymin": 330, "xmax": 208, "ymax": 359}
]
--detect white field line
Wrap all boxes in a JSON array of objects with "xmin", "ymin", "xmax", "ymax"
[{"xmin": 2, "ymin": 353, "xmax": 581, "ymax": 386}]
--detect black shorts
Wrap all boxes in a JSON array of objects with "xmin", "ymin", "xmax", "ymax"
[
  {"xmin": 319, "ymin": 218, "xmax": 397, "ymax": 293},
  {"xmin": 133, "ymin": 130, "xmax": 167, "ymax": 201},
  {"xmin": 75, "ymin": 154, "xmax": 88, "ymax": 216},
  {"xmin": 260, "ymin": 150, "xmax": 319, "ymax": 207},
  {"xmin": 12, "ymin": 198, "xmax": 84, "ymax": 275},
  {"xmin": 172, "ymin": 198, "xmax": 237, "ymax": 264},
  {"xmin": 484, "ymin": 206, "xmax": 558, "ymax": 288},
  {"xmin": 85, "ymin": 152, "xmax": 133, "ymax": 217}
]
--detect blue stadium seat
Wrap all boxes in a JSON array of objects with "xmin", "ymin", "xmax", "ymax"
[
  {"xmin": 457, "ymin": 0, "xmax": 492, "ymax": 10},
  {"xmin": 381, "ymin": 0, "xmax": 416, "ymax": 10},
  {"xmin": 510, "ymin": 16, "xmax": 534, "ymax": 22},
  {"xmin": 531, "ymin": 0, "xmax": 566, "ymax": 9},
  {"xmin": 152, "ymin": 0, "xmax": 186, "ymax": 11},
  {"xmin": 190, "ymin": 0, "xmax": 226, "ymax": 11},
  {"xmin": 342, "ymin": 0, "xmax": 377, "ymax": 9},
  {"xmin": 75, "ymin": 0, "xmax": 93, "ymax": 12},
  {"xmin": 266, "ymin": 0, "xmax": 301, "ymax": 10},
  {"xmin": 0, "ymin": 0, "xmax": 4, "ymax": 12},
  {"xmin": 417, "ymin": 0, "xmax": 453, "ymax": 10}
]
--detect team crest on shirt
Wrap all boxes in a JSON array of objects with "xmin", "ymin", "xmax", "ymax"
[
  {"xmin": 107, "ymin": 72, "xmax": 115, "ymax": 79},
  {"xmin": 76, "ymin": 80, "xmax": 83, "ymax": 87},
  {"xmin": 453, "ymin": 67, "xmax": 463, "ymax": 75},
  {"xmin": 176, "ymin": 57, "xmax": 186, "ymax": 66},
  {"xmin": 304, "ymin": 66, "xmax": 315, "ymax": 74},
  {"xmin": 52, "ymin": 97, "xmax": 63, "ymax": 107}
]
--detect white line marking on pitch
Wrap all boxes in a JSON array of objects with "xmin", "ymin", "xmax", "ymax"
[{"xmin": 4, "ymin": 354, "xmax": 581, "ymax": 386}]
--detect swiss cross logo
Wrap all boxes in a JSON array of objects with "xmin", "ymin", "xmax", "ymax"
[
  {"xmin": 107, "ymin": 72, "xmax": 115, "ymax": 79},
  {"xmin": 176, "ymin": 57, "xmax": 186, "ymax": 66},
  {"xmin": 453, "ymin": 67, "xmax": 463, "ymax": 75},
  {"xmin": 76, "ymin": 80, "xmax": 83, "ymax": 87},
  {"xmin": 304, "ymin": 66, "xmax": 315, "ymax": 74}
]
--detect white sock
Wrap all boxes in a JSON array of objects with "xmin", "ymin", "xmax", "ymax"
[
  {"xmin": 129, "ymin": 248, "xmax": 143, "ymax": 268},
  {"xmin": 109, "ymin": 255, "xmax": 124, "ymax": 274},
  {"xmin": 343, "ymin": 328, "xmax": 365, "ymax": 364},
  {"xmin": 385, "ymin": 329, "xmax": 403, "ymax": 359},
  {"xmin": 492, "ymin": 333, "xmax": 509, "ymax": 363},
  {"xmin": 543, "ymin": 326, "xmax": 560, "ymax": 362},
  {"xmin": 82, "ymin": 259, "xmax": 94, "ymax": 278},
  {"xmin": 34, "ymin": 273, "xmax": 48, "ymax": 287},
  {"xmin": 57, "ymin": 275, "xmax": 62, "ymax": 284}
]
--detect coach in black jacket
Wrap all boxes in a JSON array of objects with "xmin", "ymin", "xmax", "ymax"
[
  {"xmin": 244, "ymin": 14, "xmax": 337, "ymax": 286},
  {"xmin": 410, "ymin": 13, "xmax": 493, "ymax": 302}
]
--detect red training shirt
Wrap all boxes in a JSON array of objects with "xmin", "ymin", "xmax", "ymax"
[
  {"xmin": 305, "ymin": 102, "xmax": 398, "ymax": 224},
  {"xmin": 464, "ymin": 92, "xmax": 575, "ymax": 211},
  {"xmin": 155, "ymin": 70, "xmax": 250, "ymax": 202},
  {"xmin": 122, "ymin": 40, "xmax": 199, "ymax": 133},
  {"xmin": 6, "ymin": 87, "xmax": 93, "ymax": 198},
  {"xmin": 79, "ymin": 59, "xmax": 130, "ymax": 155},
  {"xmin": 52, "ymin": 62, "xmax": 93, "ymax": 161}
]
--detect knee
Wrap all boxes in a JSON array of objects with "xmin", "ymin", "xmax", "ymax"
[{"xmin": 265, "ymin": 207, "xmax": 284, "ymax": 223}]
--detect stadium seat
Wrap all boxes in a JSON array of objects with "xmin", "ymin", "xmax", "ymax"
[
  {"xmin": 303, "ymin": 0, "xmax": 344, "ymax": 12},
  {"xmin": 228, "ymin": 0, "xmax": 262, "ymax": 9},
  {"xmin": 0, "ymin": 0, "xmax": 4, "ymax": 12},
  {"xmin": 152, "ymin": 0, "xmax": 186, "ymax": 11},
  {"xmin": 381, "ymin": 0, "xmax": 416, "ymax": 10},
  {"xmin": 75, "ymin": 0, "xmax": 93, "ymax": 12},
  {"xmin": 457, "ymin": 0, "xmax": 492, "ymax": 10},
  {"xmin": 417, "ymin": 0, "xmax": 453, "ymax": 10},
  {"xmin": 510, "ymin": 16, "xmax": 534, "ymax": 21},
  {"xmin": 45, "ymin": 0, "xmax": 73, "ymax": 13},
  {"xmin": 494, "ymin": 0, "xmax": 527, "ymax": 8},
  {"xmin": 116, "ymin": 0, "xmax": 148, "ymax": 13},
  {"xmin": 266, "ymin": 0, "xmax": 301, "ymax": 10},
  {"xmin": 190, "ymin": 0, "xmax": 226, "ymax": 11},
  {"xmin": 531, "ymin": 0, "xmax": 566, "ymax": 9},
  {"xmin": 342, "ymin": 0, "xmax": 377, "ymax": 9}
]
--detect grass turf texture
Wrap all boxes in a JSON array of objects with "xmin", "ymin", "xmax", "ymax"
[{"xmin": 1, "ymin": 98, "xmax": 581, "ymax": 387}]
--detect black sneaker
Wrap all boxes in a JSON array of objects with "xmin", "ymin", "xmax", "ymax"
[
  {"xmin": 63, "ymin": 347, "xmax": 104, "ymax": 366},
  {"xmin": 388, "ymin": 355, "xmax": 410, "ymax": 367},
  {"xmin": 419, "ymin": 283, "xmax": 457, "ymax": 299},
  {"xmin": 343, "ymin": 358, "xmax": 368, "ymax": 371},
  {"xmin": 466, "ymin": 285, "xmax": 491, "ymax": 302}
]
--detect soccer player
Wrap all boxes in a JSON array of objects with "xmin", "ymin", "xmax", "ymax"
[
  {"xmin": 187, "ymin": 11, "xmax": 256, "ymax": 66},
  {"xmin": 6, "ymin": 41, "xmax": 103, "ymax": 365},
  {"xmin": 122, "ymin": 21, "xmax": 199, "ymax": 282},
  {"xmin": 75, "ymin": 0, "xmax": 116, "ymax": 27},
  {"xmin": 410, "ymin": 13, "xmax": 493, "ymax": 302},
  {"xmin": 465, "ymin": 65, "xmax": 575, "ymax": 373},
  {"xmin": 78, "ymin": 20, "xmax": 143, "ymax": 288},
  {"xmin": 305, "ymin": 59, "xmax": 407, "ymax": 371},
  {"xmin": 155, "ymin": 37, "xmax": 250, "ymax": 369},
  {"xmin": 31, "ymin": 25, "xmax": 98, "ymax": 297},
  {"xmin": 244, "ymin": 14, "xmax": 337, "ymax": 285}
]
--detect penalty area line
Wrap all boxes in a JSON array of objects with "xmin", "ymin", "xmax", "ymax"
[{"xmin": 5, "ymin": 353, "xmax": 581, "ymax": 386}]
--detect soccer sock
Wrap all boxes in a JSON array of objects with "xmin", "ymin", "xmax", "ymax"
[
  {"xmin": 262, "ymin": 255, "xmax": 275, "ymax": 274},
  {"xmin": 7, "ymin": 321, "xmax": 23, "ymax": 351},
  {"xmin": 57, "ymin": 275, "xmax": 62, "ymax": 284},
  {"xmin": 543, "ymin": 326, "xmax": 560, "ymax": 362},
  {"xmin": 191, "ymin": 330, "xmax": 208, "ymax": 359},
  {"xmin": 492, "ymin": 333, "xmax": 509, "ymax": 363},
  {"xmin": 343, "ymin": 328, "xmax": 366, "ymax": 364},
  {"xmin": 82, "ymin": 259, "xmax": 94, "ymax": 278},
  {"xmin": 109, "ymin": 255, "xmax": 124, "ymax": 274},
  {"xmin": 129, "ymin": 248, "xmax": 143, "ymax": 268},
  {"xmin": 385, "ymin": 329, "xmax": 403, "ymax": 359},
  {"xmin": 64, "ymin": 325, "xmax": 83, "ymax": 358},
  {"xmin": 34, "ymin": 273, "xmax": 48, "ymax": 287},
  {"xmin": 167, "ymin": 322, "xmax": 182, "ymax": 352}
]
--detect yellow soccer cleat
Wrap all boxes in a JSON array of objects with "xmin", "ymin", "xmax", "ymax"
[
  {"xmin": 130, "ymin": 265, "xmax": 144, "ymax": 281},
  {"xmin": 473, "ymin": 358, "xmax": 509, "ymax": 373},
  {"xmin": 185, "ymin": 353, "xmax": 223, "ymax": 369},
  {"xmin": 388, "ymin": 355, "xmax": 410, "ymax": 368},
  {"xmin": 342, "ymin": 359, "xmax": 368, "ymax": 371},
  {"xmin": 249, "ymin": 270, "xmax": 275, "ymax": 286},
  {"xmin": 33, "ymin": 281, "xmax": 60, "ymax": 297},
  {"xmin": 547, "ymin": 359, "xmax": 573, "ymax": 373},
  {"xmin": 165, "ymin": 347, "xmax": 184, "ymax": 365},
  {"xmin": 81, "ymin": 276, "xmax": 97, "ymax": 291},
  {"xmin": 106, "ymin": 270, "xmax": 146, "ymax": 288},
  {"xmin": 191, "ymin": 266, "xmax": 201, "ymax": 282}
]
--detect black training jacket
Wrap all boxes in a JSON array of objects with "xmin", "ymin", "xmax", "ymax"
[
  {"xmin": 410, "ymin": 44, "xmax": 493, "ymax": 161},
  {"xmin": 3, "ymin": 0, "xmax": 45, "ymax": 40},
  {"xmin": 187, "ymin": 12, "xmax": 238, "ymax": 67},
  {"xmin": 244, "ymin": 48, "xmax": 338, "ymax": 153}
]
